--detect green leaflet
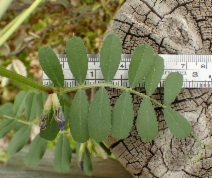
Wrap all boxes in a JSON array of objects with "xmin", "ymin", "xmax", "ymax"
[
  {"xmin": 0, "ymin": 119, "xmax": 17, "ymax": 138},
  {"xmin": 145, "ymin": 55, "xmax": 164, "ymax": 96},
  {"xmin": 83, "ymin": 147, "xmax": 92, "ymax": 176},
  {"xmin": 128, "ymin": 44, "xmax": 154, "ymax": 88},
  {"xmin": 100, "ymin": 33, "xmax": 122, "ymax": 82},
  {"xmin": 0, "ymin": 103, "xmax": 13, "ymax": 117},
  {"xmin": 58, "ymin": 94, "xmax": 72, "ymax": 122},
  {"xmin": 36, "ymin": 92, "xmax": 48, "ymax": 118},
  {"xmin": 40, "ymin": 111, "xmax": 60, "ymax": 141},
  {"xmin": 13, "ymin": 90, "xmax": 27, "ymax": 117},
  {"xmin": 112, "ymin": 91, "xmax": 134, "ymax": 139},
  {"xmin": 24, "ymin": 134, "xmax": 47, "ymax": 168},
  {"xmin": 64, "ymin": 105, "xmax": 70, "ymax": 121},
  {"xmin": 164, "ymin": 72, "xmax": 183, "ymax": 106},
  {"xmin": 88, "ymin": 88, "xmax": 111, "ymax": 142},
  {"xmin": 25, "ymin": 92, "xmax": 37, "ymax": 121},
  {"xmin": 66, "ymin": 36, "xmax": 88, "ymax": 84},
  {"xmin": 53, "ymin": 134, "xmax": 72, "ymax": 173},
  {"xmin": 38, "ymin": 46, "xmax": 64, "ymax": 87},
  {"xmin": 136, "ymin": 98, "xmax": 158, "ymax": 142},
  {"xmin": 69, "ymin": 90, "xmax": 89, "ymax": 143},
  {"xmin": 164, "ymin": 107, "xmax": 192, "ymax": 139},
  {"xmin": 8, "ymin": 125, "xmax": 31, "ymax": 155},
  {"xmin": 76, "ymin": 142, "xmax": 81, "ymax": 162}
]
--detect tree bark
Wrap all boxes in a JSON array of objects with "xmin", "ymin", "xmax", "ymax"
[{"xmin": 105, "ymin": 0, "xmax": 212, "ymax": 177}]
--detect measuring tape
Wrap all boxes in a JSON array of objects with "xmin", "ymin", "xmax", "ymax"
[{"xmin": 43, "ymin": 54, "xmax": 212, "ymax": 88}]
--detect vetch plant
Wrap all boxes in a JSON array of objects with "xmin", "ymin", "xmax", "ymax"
[{"xmin": 0, "ymin": 33, "xmax": 204, "ymax": 175}]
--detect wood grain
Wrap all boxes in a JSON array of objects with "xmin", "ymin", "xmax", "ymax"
[
  {"xmin": 0, "ymin": 147, "xmax": 132, "ymax": 178},
  {"xmin": 105, "ymin": 0, "xmax": 212, "ymax": 177}
]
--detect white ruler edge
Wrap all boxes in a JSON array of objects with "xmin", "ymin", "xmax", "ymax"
[{"xmin": 43, "ymin": 54, "xmax": 212, "ymax": 88}]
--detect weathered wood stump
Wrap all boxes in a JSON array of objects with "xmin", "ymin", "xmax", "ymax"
[{"xmin": 105, "ymin": 0, "xmax": 212, "ymax": 177}]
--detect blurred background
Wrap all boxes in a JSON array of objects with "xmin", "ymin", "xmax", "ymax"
[{"xmin": 0, "ymin": 0, "xmax": 125, "ymax": 164}]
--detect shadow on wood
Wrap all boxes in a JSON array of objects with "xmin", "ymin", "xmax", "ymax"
[{"xmin": 0, "ymin": 147, "xmax": 132, "ymax": 178}]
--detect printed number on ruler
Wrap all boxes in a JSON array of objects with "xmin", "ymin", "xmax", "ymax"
[{"xmin": 43, "ymin": 54, "xmax": 212, "ymax": 88}]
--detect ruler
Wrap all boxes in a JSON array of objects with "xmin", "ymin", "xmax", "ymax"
[{"xmin": 43, "ymin": 54, "xmax": 212, "ymax": 88}]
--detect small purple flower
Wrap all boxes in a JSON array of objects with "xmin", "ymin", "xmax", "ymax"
[
  {"xmin": 55, "ymin": 108, "xmax": 65, "ymax": 122},
  {"xmin": 58, "ymin": 121, "xmax": 66, "ymax": 131}
]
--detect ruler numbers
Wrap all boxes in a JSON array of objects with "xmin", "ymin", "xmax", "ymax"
[{"xmin": 43, "ymin": 54, "xmax": 212, "ymax": 88}]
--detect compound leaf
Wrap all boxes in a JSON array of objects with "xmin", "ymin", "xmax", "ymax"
[
  {"xmin": 128, "ymin": 44, "xmax": 154, "ymax": 88},
  {"xmin": 136, "ymin": 98, "xmax": 158, "ymax": 142},
  {"xmin": 145, "ymin": 55, "xmax": 164, "ymax": 96},
  {"xmin": 0, "ymin": 119, "xmax": 17, "ymax": 138},
  {"xmin": 25, "ymin": 92, "xmax": 37, "ymax": 121},
  {"xmin": 83, "ymin": 147, "xmax": 92, "ymax": 176},
  {"xmin": 69, "ymin": 90, "xmax": 89, "ymax": 143},
  {"xmin": 88, "ymin": 88, "xmax": 111, "ymax": 142},
  {"xmin": 24, "ymin": 134, "xmax": 47, "ymax": 168},
  {"xmin": 54, "ymin": 134, "xmax": 72, "ymax": 173},
  {"xmin": 0, "ymin": 103, "xmax": 13, "ymax": 117},
  {"xmin": 8, "ymin": 125, "xmax": 31, "ymax": 155},
  {"xmin": 100, "ymin": 33, "xmax": 122, "ymax": 82},
  {"xmin": 164, "ymin": 72, "xmax": 183, "ymax": 106},
  {"xmin": 38, "ymin": 46, "xmax": 64, "ymax": 87},
  {"xmin": 13, "ymin": 90, "xmax": 27, "ymax": 117},
  {"xmin": 66, "ymin": 36, "xmax": 88, "ymax": 84},
  {"xmin": 164, "ymin": 107, "xmax": 192, "ymax": 139},
  {"xmin": 112, "ymin": 91, "xmax": 133, "ymax": 139}
]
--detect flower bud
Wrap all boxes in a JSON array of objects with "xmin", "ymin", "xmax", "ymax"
[
  {"xmin": 59, "ymin": 121, "xmax": 66, "ymax": 131},
  {"xmin": 51, "ymin": 93, "xmax": 60, "ymax": 111},
  {"xmin": 55, "ymin": 108, "xmax": 65, "ymax": 122},
  {"xmin": 39, "ymin": 114, "xmax": 47, "ymax": 130},
  {"xmin": 43, "ymin": 94, "xmax": 52, "ymax": 114}
]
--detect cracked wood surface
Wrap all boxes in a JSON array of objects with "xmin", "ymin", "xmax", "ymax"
[{"xmin": 105, "ymin": 0, "xmax": 212, "ymax": 177}]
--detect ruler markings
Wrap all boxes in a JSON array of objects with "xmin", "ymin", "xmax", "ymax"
[{"xmin": 43, "ymin": 54, "xmax": 212, "ymax": 88}]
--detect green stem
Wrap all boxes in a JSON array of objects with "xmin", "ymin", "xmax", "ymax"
[
  {"xmin": 0, "ymin": 0, "xmax": 44, "ymax": 47},
  {"xmin": 4, "ymin": 115, "xmax": 34, "ymax": 126},
  {"xmin": 0, "ymin": 10, "xmax": 25, "ymax": 37},
  {"xmin": 0, "ymin": 0, "xmax": 14, "ymax": 20},
  {"xmin": 0, "ymin": 66, "xmax": 54, "ymax": 93},
  {"xmin": 59, "ymin": 83, "xmax": 165, "ymax": 108},
  {"xmin": 191, "ymin": 133, "xmax": 212, "ymax": 150}
]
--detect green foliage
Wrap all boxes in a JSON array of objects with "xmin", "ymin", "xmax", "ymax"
[
  {"xmin": 25, "ymin": 92, "xmax": 37, "ymax": 121},
  {"xmin": 164, "ymin": 107, "xmax": 192, "ymax": 139},
  {"xmin": 40, "ymin": 114, "xmax": 60, "ymax": 141},
  {"xmin": 128, "ymin": 44, "xmax": 154, "ymax": 88},
  {"xmin": 112, "ymin": 91, "xmax": 134, "ymax": 139},
  {"xmin": 164, "ymin": 72, "xmax": 183, "ymax": 106},
  {"xmin": 8, "ymin": 125, "xmax": 31, "ymax": 155},
  {"xmin": 136, "ymin": 98, "xmax": 158, "ymax": 142},
  {"xmin": 13, "ymin": 90, "xmax": 27, "ymax": 117},
  {"xmin": 88, "ymin": 87, "xmax": 111, "ymax": 142},
  {"xmin": 0, "ymin": 103, "xmax": 13, "ymax": 116},
  {"xmin": 24, "ymin": 134, "xmax": 47, "ymax": 168},
  {"xmin": 54, "ymin": 134, "xmax": 72, "ymax": 173},
  {"xmin": 83, "ymin": 147, "xmax": 92, "ymax": 176},
  {"xmin": 38, "ymin": 46, "xmax": 64, "ymax": 87},
  {"xmin": 0, "ymin": 33, "xmax": 196, "ymax": 175},
  {"xmin": 100, "ymin": 33, "xmax": 122, "ymax": 82},
  {"xmin": 0, "ymin": 119, "xmax": 17, "ymax": 138},
  {"xmin": 145, "ymin": 55, "xmax": 164, "ymax": 96},
  {"xmin": 36, "ymin": 92, "xmax": 48, "ymax": 118},
  {"xmin": 69, "ymin": 90, "xmax": 89, "ymax": 143},
  {"xmin": 66, "ymin": 36, "xmax": 88, "ymax": 84}
]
